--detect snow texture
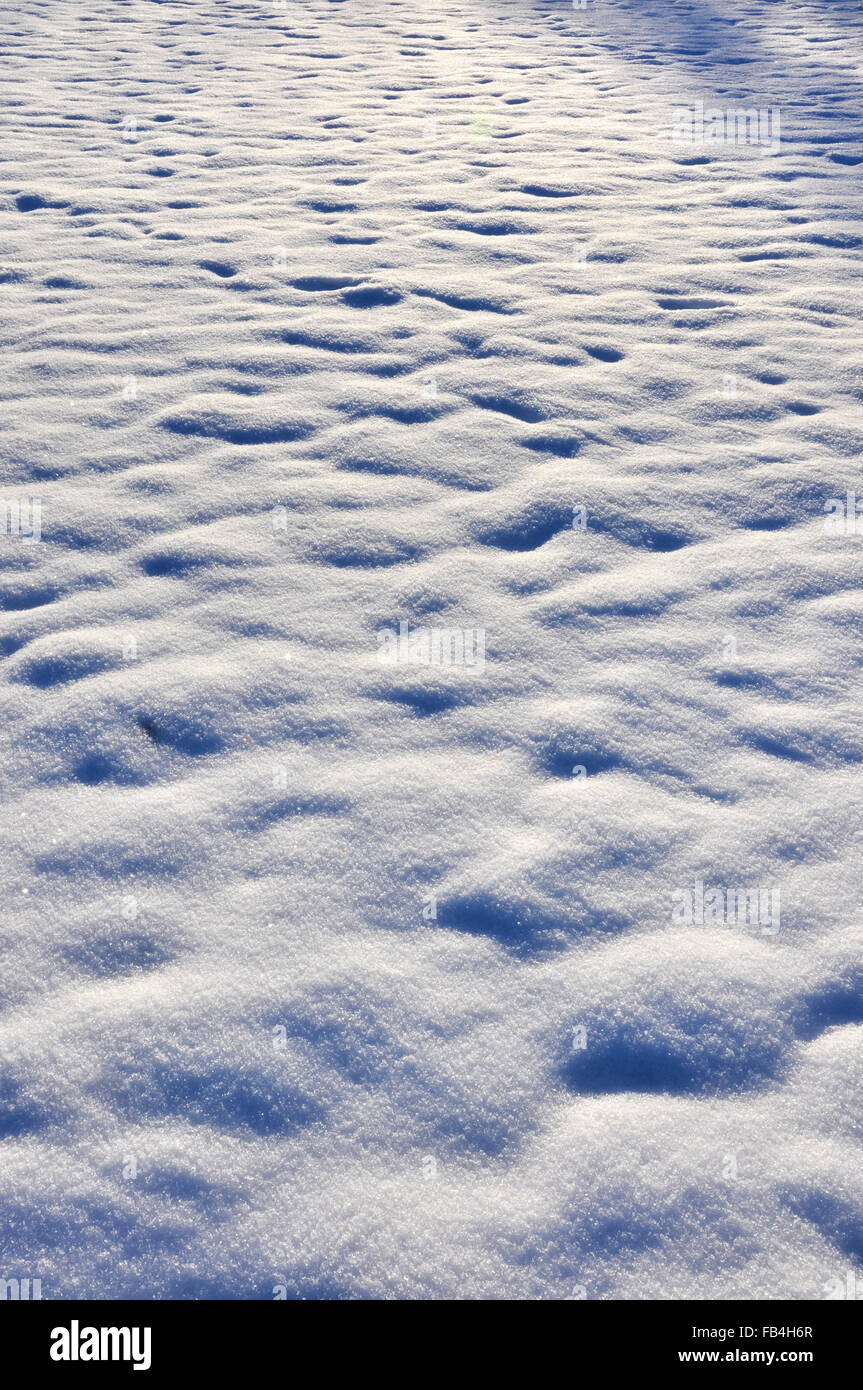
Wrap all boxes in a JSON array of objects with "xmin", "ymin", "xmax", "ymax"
[{"xmin": 1, "ymin": 0, "xmax": 862, "ymax": 1300}]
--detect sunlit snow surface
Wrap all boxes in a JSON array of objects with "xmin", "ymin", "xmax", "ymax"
[{"xmin": 1, "ymin": 0, "xmax": 863, "ymax": 1299}]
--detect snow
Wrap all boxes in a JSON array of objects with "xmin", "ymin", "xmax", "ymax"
[{"xmin": 1, "ymin": 0, "xmax": 862, "ymax": 1300}]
